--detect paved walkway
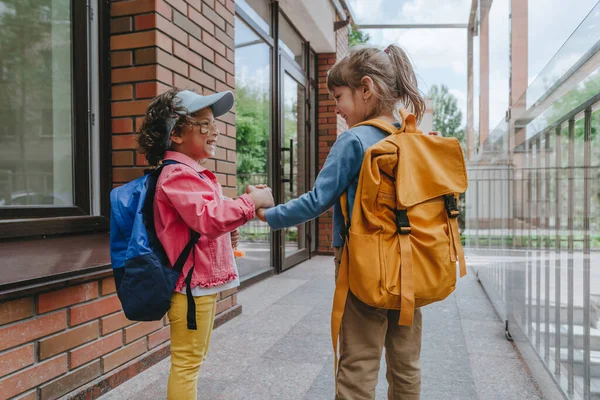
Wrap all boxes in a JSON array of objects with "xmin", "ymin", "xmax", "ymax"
[{"xmin": 98, "ymin": 256, "xmax": 542, "ymax": 400}]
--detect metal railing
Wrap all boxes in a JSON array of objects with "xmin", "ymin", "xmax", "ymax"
[{"xmin": 465, "ymin": 6, "xmax": 600, "ymax": 399}]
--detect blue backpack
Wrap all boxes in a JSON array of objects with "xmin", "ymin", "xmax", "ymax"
[{"xmin": 110, "ymin": 160, "xmax": 201, "ymax": 330}]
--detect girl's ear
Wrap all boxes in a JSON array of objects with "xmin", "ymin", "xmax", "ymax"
[
  {"xmin": 170, "ymin": 128, "xmax": 185, "ymax": 145},
  {"xmin": 360, "ymin": 76, "xmax": 375, "ymax": 100}
]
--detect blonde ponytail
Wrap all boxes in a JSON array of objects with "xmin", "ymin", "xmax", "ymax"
[{"xmin": 327, "ymin": 44, "xmax": 425, "ymax": 123}]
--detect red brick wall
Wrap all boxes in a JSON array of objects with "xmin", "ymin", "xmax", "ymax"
[
  {"xmin": 316, "ymin": 25, "xmax": 350, "ymax": 255},
  {"xmin": 0, "ymin": 276, "xmax": 239, "ymax": 399},
  {"xmin": 0, "ymin": 1, "xmax": 240, "ymax": 398}
]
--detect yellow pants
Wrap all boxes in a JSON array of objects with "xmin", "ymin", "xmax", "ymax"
[{"xmin": 167, "ymin": 292, "xmax": 217, "ymax": 400}]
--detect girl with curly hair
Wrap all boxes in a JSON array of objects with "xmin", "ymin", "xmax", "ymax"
[{"xmin": 138, "ymin": 88, "xmax": 273, "ymax": 399}]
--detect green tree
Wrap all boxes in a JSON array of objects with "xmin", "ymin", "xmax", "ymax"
[
  {"xmin": 428, "ymin": 84, "xmax": 465, "ymax": 146},
  {"xmin": 349, "ymin": 27, "xmax": 370, "ymax": 48}
]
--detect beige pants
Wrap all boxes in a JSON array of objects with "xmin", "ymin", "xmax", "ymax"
[{"xmin": 333, "ymin": 247, "xmax": 423, "ymax": 400}]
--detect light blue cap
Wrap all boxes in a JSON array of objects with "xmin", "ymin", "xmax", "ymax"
[{"xmin": 165, "ymin": 90, "xmax": 234, "ymax": 148}]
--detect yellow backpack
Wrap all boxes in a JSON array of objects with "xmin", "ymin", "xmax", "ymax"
[{"xmin": 331, "ymin": 109, "xmax": 468, "ymax": 363}]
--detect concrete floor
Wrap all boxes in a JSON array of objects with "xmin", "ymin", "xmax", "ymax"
[{"xmin": 98, "ymin": 256, "xmax": 542, "ymax": 400}]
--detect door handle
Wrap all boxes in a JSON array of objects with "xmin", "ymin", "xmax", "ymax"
[{"xmin": 281, "ymin": 139, "xmax": 294, "ymax": 194}]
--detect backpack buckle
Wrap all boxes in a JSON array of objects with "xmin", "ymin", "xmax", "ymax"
[
  {"xmin": 340, "ymin": 222, "xmax": 351, "ymax": 240},
  {"xmin": 445, "ymin": 195, "xmax": 460, "ymax": 219},
  {"xmin": 394, "ymin": 209, "xmax": 411, "ymax": 235}
]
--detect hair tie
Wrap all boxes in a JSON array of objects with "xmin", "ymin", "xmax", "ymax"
[{"xmin": 384, "ymin": 48, "xmax": 390, "ymax": 54}]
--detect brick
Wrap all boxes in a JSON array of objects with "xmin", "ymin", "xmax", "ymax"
[
  {"xmin": 222, "ymin": 186, "xmax": 237, "ymax": 199},
  {"xmin": 200, "ymin": 3, "xmax": 223, "ymax": 30},
  {"xmin": 101, "ymin": 278, "xmax": 116, "ymax": 296},
  {"xmin": 135, "ymin": 82, "xmax": 158, "ymax": 99},
  {"xmin": 148, "ymin": 326, "xmax": 170, "ymax": 349},
  {"xmin": 174, "ymin": 41, "xmax": 202, "ymax": 69},
  {"xmin": 112, "ymin": 134, "xmax": 137, "ymax": 150},
  {"xmin": 112, "ymin": 118, "xmax": 134, "ymax": 134},
  {"xmin": 214, "ymin": 146, "xmax": 226, "ymax": 160},
  {"xmin": 134, "ymin": 47, "xmax": 156, "ymax": 65},
  {"xmin": 112, "ymin": 84, "xmax": 133, "ymax": 101},
  {"xmin": 164, "ymin": 0, "xmax": 187, "ymax": 14},
  {"xmin": 69, "ymin": 295, "xmax": 122, "ymax": 327},
  {"xmin": 14, "ymin": 391, "xmax": 36, "ymax": 400},
  {"xmin": 173, "ymin": 74, "xmax": 203, "ymax": 94},
  {"xmin": 112, "ymin": 100, "xmax": 151, "ymax": 117},
  {"xmin": 112, "ymin": 65, "xmax": 156, "ymax": 83},
  {"xmin": 226, "ymin": 72, "xmax": 234, "ymax": 88},
  {"xmin": 134, "ymin": 151, "xmax": 147, "ymax": 166},
  {"xmin": 100, "ymin": 311, "xmax": 135, "ymax": 335},
  {"xmin": 157, "ymin": 65, "xmax": 174, "ymax": 85},
  {"xmin": 112, "ymin": 135, "xmax": 137, "ymax": 150},
  {"xmin": 202, "ymin": 31, "xmax": 226, "ymax": 56},
  {"xmin": 225, "ymin": 48, "xmax": 235, "ymax": 65},
  {"xmin": 134, "ymin": 13, "xmax": 156, "ymax": 31},
  {"xmin": 215, "ymin": 54, "xmax": 233, "ymax": 75},
  {"xmin": 0, "ymin": 344, "xmax": 34, "ymax": 378},
  {"xmin": 226, "ymin": 124, "xmax": 236, "ymax": 137},
  {"xmin": 0, "ymin": 355, "xmax": 67, "ymax": 399},
  {"xmin": 156, "ymin": 0, "xmax": 172, "ymax": 20},
  {"xmin": 218, "ymin": 133, "xmax": 235, "ymax": 151},
  {"xmin": 203, "ymin": 60, "xmax": 225, "ymax": 82},
  {"xmin": 0, "ymin": 311, "xmax": 66, "ymax": 352},
  {"xmin": 156, "ymin": 13, "xmax": 188, "ymax": 45},
  {"xmin": 102, "ymin": 339, "xmax": 146, "ymax": 373},
  {"xmin": 214, "ymin": 1, "xmax": 233, "ymax": 25},
  {"xmin": 111, "ymin": 0, "xmax": 155, "ymax": 17},
  {"xmin": 189, "ymin": 67, "xmax": 215, "ymax": 90},
  {"xmin": 38, "ymin": 321, "xmax": 99, "ymax": 361},
  {"xmin": 215, "ymin": 27, "xmax": 234, "ymax": 50},
  {"xmin": 214, "ymin": 173, "xmax": 227, "ymax": 186},
  {"xmin": 173, "ymin": 10, "xmax": 202, "ymax": 40},
  {"xmin": 225, "ymin": 149, "xmax": 236, "ymax": 163},
  {"xmin": 215, "ymin": 160, "xmax": 235, "ymax": 175},
  {"xmin": 110, "ymin": 31, "xmax": 155, "ymax": 50},
  {"xmin": 188, "ymin": 6, "xmax": 215, "ymax": 34},
  {"xmin": 215, "ymin": 296, "xmax": 232, "ymax": 314},
  {"xmin": 69, "ymin": 331, "xmax": 122, "ymax": 369},
  {"xmin": 111, "ymin": 17, "xmax": 132, "ymax": 34},
  {"xmin": 0, "ymin": 298, "xmax": 33, "ymax": 326},
  {"xmin": 189, "ymin": 36, "xmax": 214, "ymax": 61},
  {"xmin": 124, "ymin": 320, "xmax": 163, "ymax": 344},
  {"xmin": 157, "ymin": 31, "xmax": 173, "ymax": 53},
  {"xmin": 220, "ymin": 287, "xmax": 237, "ymax": 299},
  {"xmin": 226, "ymin": 0, "xmax": 234, "ymax": 13},
  {"xmin": 157, "ymin": 48, "xmax": 188, "ymax": 76},
  {"xmin": 112, "ymin": 151, "xmax": 134, "ymax": 166},
  {"xmin": 111, "ymin": 51, "xmax": 133, "ymax": 67},
  {"xmin": 226, "ymin": 175, "xmax": 236, "ymax": 187},
  {"xmin": 218, "ymin": 111, "xmax": 235, "ymax": 125},
  {"xmin": 113, "ymin": 167, "xmax": 146, "ymax": 182},
  {"xmin": 215, "ymin": 80, "xmax": 231, "ymax": 93},
  {"xmin": 39, "ymin": 361, "xmax": 101, "ymax": 400}
]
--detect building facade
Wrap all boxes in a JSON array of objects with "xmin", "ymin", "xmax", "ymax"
[{"xmin": 0, "ymin": 0, "xmax": 351, "ymax": 398}]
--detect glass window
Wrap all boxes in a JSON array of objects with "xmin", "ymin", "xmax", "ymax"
[
  {"xmin": 234, "ymin": 16, "xmax": 272, "ymax": 279},
  {"xmin": 236, "ymin": 0, "xmax": 271, "ymax": 35},
  {"xmin": 0, "ymin": 0, "xmax": 73, "ymax": 207},
  {"xmin": 279, "ymin": 14, "xmax": 305, "ymax": 68}
]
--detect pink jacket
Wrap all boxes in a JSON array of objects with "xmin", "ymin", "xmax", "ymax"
[{"xmin": 154, "ymin": 151, "xmax": 255, "ymax": 291}]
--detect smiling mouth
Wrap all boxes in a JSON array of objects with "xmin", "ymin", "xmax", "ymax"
[{"xmin": 206, "ymin": 139, "xmax": 217, "ymax": 146}]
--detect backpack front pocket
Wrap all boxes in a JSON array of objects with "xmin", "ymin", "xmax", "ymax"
[{"xmin": 347, "ymin": 231, "xmax": 386, "ymax": 307}]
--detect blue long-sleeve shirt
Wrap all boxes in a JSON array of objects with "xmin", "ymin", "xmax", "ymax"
[{"xmin": 265, "ymin": 123, "xmax": 398, "ymax": 247}]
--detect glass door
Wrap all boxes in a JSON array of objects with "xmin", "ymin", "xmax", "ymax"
[{"xmin": 279, "ymin": 57, "xmax": 309, "ymax": 270}]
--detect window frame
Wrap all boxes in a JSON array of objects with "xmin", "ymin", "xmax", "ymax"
[{"xmin": 0, "ymin": 0, "xmax": 111, "ymax": 240}]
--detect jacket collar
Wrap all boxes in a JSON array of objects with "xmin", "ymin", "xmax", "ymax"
[{"xmin": 163, "ymin": 151, "xmax": 207, "ymax": 174}]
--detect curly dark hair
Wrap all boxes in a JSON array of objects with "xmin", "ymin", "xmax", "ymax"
[{"xmin": 137, "ymin": 88, "xmax": 201, "ymax": 166}]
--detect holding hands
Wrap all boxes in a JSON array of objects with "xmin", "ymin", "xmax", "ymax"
[{"xmin": 246, "ymin": 185, "xmax": 274, "ymax": 223}]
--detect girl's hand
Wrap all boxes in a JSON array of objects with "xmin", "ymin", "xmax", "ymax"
[
  {"xmin": 248, "ymin": 187, "xmax": 274, "ymax": 209},
  {"xmin": 428, "ymin": 131, "xmax": 440, "ymax": 136},
  {"xmin": 230, "ymin": 229, "xmax": 240, "ymax": 249},
  {"xmin": 256, "ymin": 208, "xmax": 267, "ymax": 222},
  {"xmin": 246, "ymin": 184, "xmax": 268, "ymax": 194}
]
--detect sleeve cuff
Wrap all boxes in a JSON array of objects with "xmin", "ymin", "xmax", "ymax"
[
  {"xmin": 237, "ymin": 193, "xmax": 256, "ymax": 221},
  {"xmin": 265, "ymin": 207, "xmax": 284, "ymax": 231}
]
